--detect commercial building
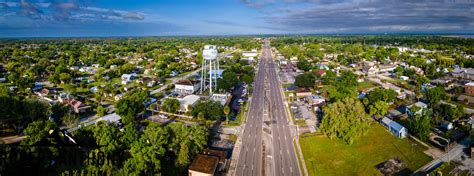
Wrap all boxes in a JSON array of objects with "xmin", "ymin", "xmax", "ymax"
[{"xmin": 175, "ymin": 79, "xmax": 200, "ymax": 95}]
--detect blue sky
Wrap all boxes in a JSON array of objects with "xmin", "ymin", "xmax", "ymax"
[{"xmin": 0, "ymin": 0, "xmax": 473, "ymax": 37}]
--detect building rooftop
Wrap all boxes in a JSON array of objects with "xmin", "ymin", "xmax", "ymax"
[
  {"xmin": 381, "ymin": 117, "xmax": 406, "ymax": 132},
  {"xmin": 175, "ymin": 79, "xmax": 195, "ymax": 86},
  {"xmin": 408, "ymin": 101, "xmax": 428, "ymax": 109},
  {"xmin": 178, "ymin": 95, "xmax": 200, "ymax": 106},
  {"xmin": 188, "ymin": 154, "xmax": 219, "ymax": 174},
  {"xmin": 296, "ymin": 87, "xmax": 311, "ymax": 93},
  {"xmin": 465, "ymin": 82, "xmax": 474, "ymax": 86}
]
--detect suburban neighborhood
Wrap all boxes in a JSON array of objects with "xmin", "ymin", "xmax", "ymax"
[{"xmin": 0, "ymin": 0, "xmax": 473, "ymax": 175}]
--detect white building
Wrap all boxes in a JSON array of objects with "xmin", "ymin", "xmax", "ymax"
[
  {"xmin": 242, "ymin": 49, "xmax": 258, "ymax": 58},
  {"xmin": 121, "ymin": 73, "xmax": 137, "ymax": 85},
  {"xmin": 406, "ymin": 101, "xmax": 428, "ymax": 116},
  {"xmin": 177, "ymin": 95, "xmax": 200, "ymax": 113},
  {"xmin": 175, "ymin": 79, "xmax": 200, "ymax": 95},
  {"xmin": 305, "ymin": 95, "xmax": 325, "ymax": 106},
  {"xmin": 211, "ymin": 93, "xmax": 231, "ymax": 106}
]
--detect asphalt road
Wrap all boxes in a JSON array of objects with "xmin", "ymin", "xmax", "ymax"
[
  {"xmin": 264, "ymin": 41, "xmax": 300, "ymax": 176},
  {"xmin": 235, "ymin": 44, "xmax": 266, "ymax": 176},
  {"xmin": 235, "ymin": 40, "xmax": 300, "ymax": 176}
]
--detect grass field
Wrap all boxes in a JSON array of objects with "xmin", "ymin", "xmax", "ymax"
[
  {"xmin": 299, "ymin": 124, "xmax": 432, "ymax": 176},
  {"xmin": 357, "ymin": 81, "xmax": 377, "ymax": 91}
]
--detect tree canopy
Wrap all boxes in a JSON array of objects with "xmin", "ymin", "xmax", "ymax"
[
  {"xmin": 115, "ymin": 90, "xmax": 147, "ymax": 125},
  {"xmin": 191, "ymin": 100, "xmax": 224, "ymax": 120},
  {"xmin": 424, "ymin": 86, "xmax": 445, "ymax": 106},
  {"xmin": 162, "ymin": 98, "xmax": 181, "ymax": 113},
  {"xmin": 320, "ymin": 98, "xmax": 370, "ymax": 144},
  {"xmin": 294, "ymin": 73, "xmax": 316, "ymax": 88}
]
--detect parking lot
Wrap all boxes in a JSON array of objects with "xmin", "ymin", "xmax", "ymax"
[{"xmin": 292, "ymin": 101, "xmax": 318, "ymax": 133}]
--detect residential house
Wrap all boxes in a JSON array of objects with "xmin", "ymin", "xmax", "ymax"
[
  {"xmin": 295, "ymin": 88, "xmax": 312, "ymax": 97},
  {"xmin": 464, "ymin": 82, "xmax": 474, "ymax": 95},
  {"xmin": 452, "ymin": 68, "xmax": 474, "ymax": 80},
  {"xmin": 177, "ymin": 95, "xmax": 200, "ymax": 113},
  {"xmin": 170, "ymin": 70, "xmax": 179, "ymax": 77},
  {"xmin": 457, "ymin": 95, "xmax": 474, "ymax": 104},
  {"xmin": 431, "ymin": 78, "xmax": 454, "ymax": 90},
  {"xmin": 121, "ymin": 73, "xmax": 137, "ymax": 85},
  {"xmin": 114, "ymin": 93, "xmax": 123, "ymax": 101},
  {"xmin": 69, "ymin": 100, "xmax": 92, "ymax": 114},
  {"xmin": 363, "ymin": 61, "xmax": 378, "ymax": 75},
  {"xmin": 174, "ymin": 79, "xmax": 200, "ymax": 95},
  {"xmin": 381, "ymin": 117, "xmax": 408, "ymax": 138},
  {"xmin": 378, "ymin": 64, "xmax": 397, "ymax": 73},
  {"xmin": 35, "ymin": 88, "xmax": 50, "ymax": 97},
  {"xmin": 406, "ymin": 101, "xmax": 428, "ymax": 116},
  {"xmin": 400, "ymin": 76, "xmax": 409, "ymax": 81},
  {"xmin": 316, "ymin": 70, "xmax": 326, "ymax": 77},
  {"xmin": 89, "ymin": 86, "xmax": 98, "ymax": 93}
]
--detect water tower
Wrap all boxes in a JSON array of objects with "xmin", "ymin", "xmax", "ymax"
[{"xmin": 200, "ymin": 45, "xmax": 219, "ymax": 94}]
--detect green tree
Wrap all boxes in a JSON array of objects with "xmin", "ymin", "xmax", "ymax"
[
  {"xmin": 408, "ymin": 109, "xmax": 431, "ymax": 141},
  {"xmin": 96, "ymin": 105, "xmax": 106, "ymax": 117},
  {"xmin": 223, "ymin": 106, "xmax": 230, "ymax": 124},
  {"xmin": 59, "ymin": 73, "xmax": 72, "ymax": 83},
  {"xmin": 22, "ymin": 120, "xmax": 57, "ymax": 145},
  {"xmin": 297, "ymin": 59, "xmax": 312, "ymax": 71},
  {"xmin": 115, "ymin": 91, "xmax": 147, "ymax": 125},
  {"xmin": 425, "ymin": 86, "xmax": 445, "ymax": 106},
  {"xmin": 368, "ymin": 101, "xmax": 389, "ymax": 118},
  {"xmin": 294, "ymin": 73, "xmax": 316, "ymax": 88},
  {"xmin": 366, "ymin": 88, "xmax": 398, "ymax": 104},
  {"xmin": 217, "ymin": 70, "xmax": 238, "ymax": 92},
  {"xmin": 320, "ymin": 98, "xmax": 370, "ymax": 144},
  {"xmin": 61, "ymin": 113, "xmax": 79, "ymax": 128},
  {"xmin": 124, "ymin": 124, "xmax": 169, "ymax": 175},
  {"xmin": 191, "ymin": 100, "xmax": 224, "ymax": 120},
  {"xmin": 241, "ymin": 74, "xmax": 253, "ymax": 84},
  {"xmin": 162, "ymin": 98, "xmax": 181, "ymax": 113}
]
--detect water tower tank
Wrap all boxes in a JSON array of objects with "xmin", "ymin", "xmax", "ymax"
[{"xmin": 203, "ymin": 45, "xmax": 217, "ymax": 60}]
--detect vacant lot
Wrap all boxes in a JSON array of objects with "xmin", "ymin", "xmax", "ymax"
[{"xmin": 300, "ymin": 124, "xmax": 432, "ymax": 176}]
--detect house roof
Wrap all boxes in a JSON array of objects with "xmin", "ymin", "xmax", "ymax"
[
  {"xmin": 176, "ymin": 79, "xmax": 194, "ymax": 86},
  {"xmin": 317, "ymin": 70, "xmax": 326, "ymax": 75},
  {"xmin": 305, "ymin": 95, "xmax": 325, "ymax": 100},
  {"xmin": 465, "ymin": 82, "xmax": 474, "ymax": 86},
  {"xmin": 203, "ymin": 149, "xmax": 226, "ymax": 163},
  {"xmin": 381, "ymin": 117, "xmax": 406, "ymax": 132},
  {"xmin": 188, "ymin": 154, "xmax": 219, "ymax": 174},
  {"xmin": 296, "ymin": 87, "xmax": 311, "ymax": 93},
  {"xmin": 408, "ymin": 101, "xmax": 428, "ymax": 109},
  {"xmin": 179, "ymin": 95, "xmax": 200, "ymax": 106}
]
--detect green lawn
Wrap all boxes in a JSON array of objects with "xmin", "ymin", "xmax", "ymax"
[
  {"xmin": 299, "ymin": 124, "xmax": 432, "ymax": 176},
  {"xmin": 357, "ymin": 81, "xmax": 377, "ymax": 91}
]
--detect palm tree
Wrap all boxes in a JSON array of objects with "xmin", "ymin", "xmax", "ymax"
[{"xmin": 223, "ymin": 106, "xmax": 230, "ymax": 124}]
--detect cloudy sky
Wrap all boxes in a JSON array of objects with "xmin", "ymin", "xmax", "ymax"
[{"xmin": 0, "ymin": 0, "xmax": 473, "ymax": 37}]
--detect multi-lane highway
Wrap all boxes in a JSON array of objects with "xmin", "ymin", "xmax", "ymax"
[
  {"xmin": 265, "ymin": 40, "xmax": 300, "ymax": 176},
  {"xmin": 235, "ymin": 39, "xmax": 300, "ymax": 176},
  {"xmin": 235, "ymin": 43, "xmax": 265, "ymax": 176}
]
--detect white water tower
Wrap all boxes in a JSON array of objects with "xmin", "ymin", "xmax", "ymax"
[{"xmin": 200, "ymin": 45, "xmax": 219, "ymax": 94}]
